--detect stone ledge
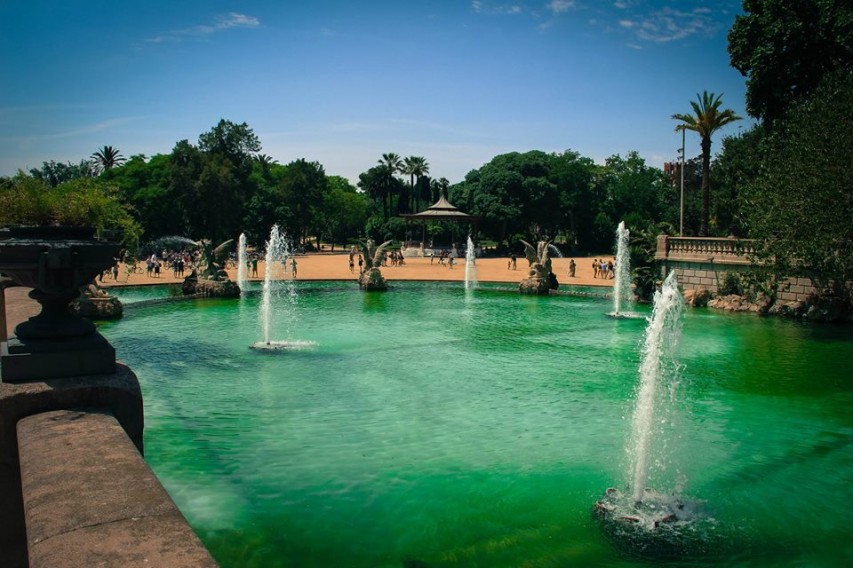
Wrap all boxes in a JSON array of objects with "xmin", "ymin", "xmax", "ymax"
[
  {"xmin": 0, "ymin": 363, "xmax": 145, "ymax": 566},
  {"xmin": 17, "ymin": 409, "xmax": 217, "ymax": 568}
]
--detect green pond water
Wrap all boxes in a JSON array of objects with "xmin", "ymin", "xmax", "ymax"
[{"xmin": 102, "ymin": 282, "xmax": 853, "ymax": 567}]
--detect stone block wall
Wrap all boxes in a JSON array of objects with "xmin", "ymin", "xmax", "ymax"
[
  {"xmin": 777, "ymin": 277, "xmax": 819, "ymax": 303},
  {"xmin": 655, "ymin": 236, "xmax": 820, "ymax": 303},
  {"xmin": 663, "ymin": 262, "xmax": 818, "ymax": 302}
]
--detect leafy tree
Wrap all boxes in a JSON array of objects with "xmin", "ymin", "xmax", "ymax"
[
  {"xmin": 277, "ymin": 159, "xmax": 327, "ymax": 246},
  {"xmin": 0, "ymin": 174, "xmax": 141, "ymax": 247},
  {"xmin": 29, "ymin": 160, "xmax": 96, "ymax": 187},
  {"xmin": 456, "ymin": 159, "xmax": 524, "ymax": 246},
  {"xmin": 91, "ymin": 145, "xmax": 126, "ymax": 173},
  {"xmin": 168, "ymin": 140, "xmax": 204, "ymax": 238},
  {"xmin": 102, "ymin": 154, "xmax": 181, "ymax": 239},
  {"xmin": 738, "ymin": 71, "xmax": 853, "ymax": 299},
  {"xmin": 591, "ymin": 152, "xmax": 669, "ymax": 248},
  {"xmin": 191, "ymin": 158, "xmax": 241, "ymax": 243},
  {"xmin": 319, "ymin": 176, "xmax": 369, "ymax": 247},
  {"xmin": 728, "ymin": 0, "xmax": 853, "ymax": 123},
  {"xmin": 709, "ymin": 126, "xmax": 765, "ymax": 237},
  {"xmin": 548, "ymin": 150, "xmax": 598, "ymax": 250},
  {"xmin": 198, "ymin": 119, "xmax": 261, "ymax": 171},
  {"xmin": 672, "ymin": 91, "xmax": 742, "ymax": 236},
  {"xmin": 243, "ymin": 182, "xmax": 288, "ymax": 246},
  {"xmin": 190, "ymin": 120, "xmax": 263, "ymax": 242}
]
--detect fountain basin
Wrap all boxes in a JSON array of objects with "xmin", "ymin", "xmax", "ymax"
[
  {"xmin": 100, "ymin": 281, "xmax": 853, "ymax": 567},
  {"xmin": 593, "ymin": 487, "xmax": 726, "ymax": 561}
]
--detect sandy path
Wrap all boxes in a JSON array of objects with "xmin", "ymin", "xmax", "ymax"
[{"xmin": 4, "ymin": 254, "xmax": 617, "ymax": 336}]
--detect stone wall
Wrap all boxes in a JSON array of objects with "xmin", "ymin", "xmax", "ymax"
[
  {"xmin": 17, "ymin": 409, "xmax": 217, "ymax": 568},
  {"xmin": 655, "ymin": 235, "xmax": 818, "ymax": 302},
  {"xmin": 0, "ymin": 364, "xmax": 219, "ymax": 567}
]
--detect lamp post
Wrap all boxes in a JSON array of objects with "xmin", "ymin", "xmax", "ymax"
[{"xmin": 678, "ymin": 126, "xmax": 686, "ymax": 236}]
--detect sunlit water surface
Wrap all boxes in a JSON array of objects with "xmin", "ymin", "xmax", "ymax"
[{"xmin": 103, "ymin": 282, "xmax": 853, "ymax": 567}]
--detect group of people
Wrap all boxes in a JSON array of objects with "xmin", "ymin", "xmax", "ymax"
[
  {"xmin": 146, "ymin": 250, "xmax": 197, "ymax": 278},
  {"xmin": 431, "ymin": 249, "xmax": 458, "ymax": 267},
  {"xmin": 238, "ymin": 255, "xmax": 295, "ymax": 278},
  {"xmin": 592, "ymin": 258, "xmax": 616, "ymax": 279}
]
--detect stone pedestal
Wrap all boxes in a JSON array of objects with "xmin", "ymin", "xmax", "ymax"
[{"xmin": 2, "ymin": 334, "xmax": 115, "ymax": 382}]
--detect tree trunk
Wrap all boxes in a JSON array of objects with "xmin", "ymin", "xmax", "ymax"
[{"xmin": 700, "ymin": 135, "xmax": 712, "ymax": 237}]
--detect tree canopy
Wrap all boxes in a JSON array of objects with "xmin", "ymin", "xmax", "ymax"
[
  {"xmin": 728, "ymin": 0, "xmax": 853, "ymax": 123},
  {"xmin": 738, "ymin": 71, "xmax": 853, "ymax": 297}
]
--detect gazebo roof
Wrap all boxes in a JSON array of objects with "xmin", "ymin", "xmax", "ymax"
[{"xmin": 400, "ymin": 195, "xmax": 478, "ymax": 222}]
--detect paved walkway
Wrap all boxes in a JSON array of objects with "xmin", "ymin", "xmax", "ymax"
[{"xmin": 4, "ymin": 254, "xmax": 616, "ymax": 336}]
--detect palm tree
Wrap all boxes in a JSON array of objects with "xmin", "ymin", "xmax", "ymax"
[
  {"xmin": 378, "ymin": 153, "xmax": 403, "ymax": 216},
  {"xmin": 90, "ymin": 146, "xmax": 126, "ymax": 173},
  {"xmin": 672, "ymin": 91, "xmax": 741, "ymax": 236},
  {"xmin": 378, "ymin": 152, "xmax": 403, "ymax": 173},
  {"xmin": 402, "ymin": 156, "xmax": 417, "ymax": 213},
  {"xmin": 254, "ymin": 154, "xmax": 277, "ymax": 178},
  {"xmin": 405, "ymin": 156, "xmax": 430, "ymax": 211}
]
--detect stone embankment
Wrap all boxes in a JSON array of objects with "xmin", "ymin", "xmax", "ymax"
[{"xmin": 683, "ymin": 288, "xmax": 851, "ymax": 322}]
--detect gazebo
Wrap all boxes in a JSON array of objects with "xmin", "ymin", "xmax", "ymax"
[{"xmin": 399, "ymin": 195, "xmax": 479, "ymax": 257}]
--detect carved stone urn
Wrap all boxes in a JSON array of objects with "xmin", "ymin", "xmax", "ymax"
[{"xmin": 0, "ymin": 226, "xmax": 120, "ymax": 382}]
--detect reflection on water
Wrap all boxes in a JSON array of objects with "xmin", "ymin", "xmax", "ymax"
[{"xmin": 101, "ymin": 282, "xmax": 853, "ymax": 568}]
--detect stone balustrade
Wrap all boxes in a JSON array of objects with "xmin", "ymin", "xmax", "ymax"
[
  {"xmin": 653, "ymin": 235, "xmax": 819, "ymax": 303},
  {"xmin": 655, "ymin": 235, "xmax": 756, "ymax": 265}
]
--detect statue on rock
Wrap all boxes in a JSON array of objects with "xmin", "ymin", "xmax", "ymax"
[
  {"xmin": 71, "ymin": 283, "xmax": 123, "ymax": 320},
  {"xmin": 518, "ymin": 239, "xmax": 558, "ymax": 295},
  {"xmin": 183, "ymin": 238, "xmax": 240, "ymax": 297},
  {"xmin": 197, "ymin": 238, "xmax": 234, "ymax": 280},
  {"xmin": 358, "ymin": 239, "xmax": 392, "ymax": 291}
]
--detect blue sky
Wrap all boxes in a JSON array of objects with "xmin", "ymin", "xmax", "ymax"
[{"xmin": 0, "ymin": 0, "xmax": 750, "ymax": 185}]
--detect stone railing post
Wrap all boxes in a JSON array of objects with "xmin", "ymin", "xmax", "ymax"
[{"xmin": 654, "ymin": 235, "xmax": 669, "ymax": 261}]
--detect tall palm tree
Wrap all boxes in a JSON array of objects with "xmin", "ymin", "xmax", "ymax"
[
  {"xmin": 90, "ymin": 145, "xmax": 126, "ymax": 173},
  {"xmin": 406, "ymin": 156, "xmax": 429, "ymax": 211},
  {"xmin": 378, "ymin": 152, "xmax": 403, "ymax": 173},
  {"xmin": 403, "ymin": 156, "xmax": 417, "ymax": 213},
  {"xmin": 672, "ymin": 91, "xmax": 741, "ymax": 236},
  {"xmin": 378, "ymin": 153, "xmax": 403, "ymax": 215}
]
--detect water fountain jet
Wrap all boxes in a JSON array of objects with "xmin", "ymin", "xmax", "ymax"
[
  {"xmin": 594, "ymin": 272, "xmax": 718, "ymax": 558},
  {"xmin": 608, "ymin": 221, "xmax": 640, "ymax": 318},
  {"xmin": 464, "ymin": 236, "xmax": 478, "ymax": 291},
  {"xmin": 250, "ymin": 225, "xmax": 315, "ymax": 351},
  {"xmin": 237, "ymin": 233, "xmax": 247, "ymax": 293}
]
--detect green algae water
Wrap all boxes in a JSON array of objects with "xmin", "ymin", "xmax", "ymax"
[{"xmin": 102, "ymin": 282, "xmax": 853, "ymax": 567}]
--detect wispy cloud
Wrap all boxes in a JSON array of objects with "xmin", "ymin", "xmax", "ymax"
[
  {"xmin": 546, "ymin": 1, "xmax": 576, "ymax": 14},
  {"xmin": 471, "ymin": 1, "xmax": 523, "ymax": 15},
  {"xmin": 618, "ymin": 6, "xmax": 723, "ymax": 43},
  {"xmin": 5, "ymin": 117, "xmax": 144, "ymax": 143},
  {"xmin": 146, "ymin": 13, "xmax": 260, "ymax": 44}
]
